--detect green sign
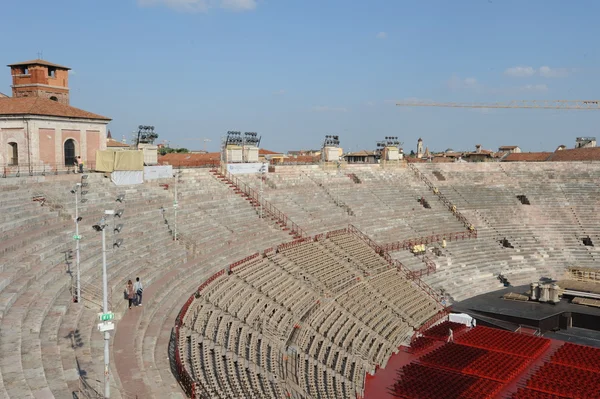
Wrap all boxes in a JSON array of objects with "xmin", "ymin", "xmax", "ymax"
[
  {"xmin": 73, "ymin": 235, "xmax": 82, "ymax": 240},
  {"xmin": 99, "ymin": 313, "xmax": 114, "ymax": 321}
]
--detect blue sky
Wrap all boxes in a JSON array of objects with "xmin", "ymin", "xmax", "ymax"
[{"xmin": 1, "ymin": 0, "xmax": 599, "ymax": 153}]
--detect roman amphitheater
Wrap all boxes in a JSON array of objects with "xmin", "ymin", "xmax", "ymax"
[{"xmin": 1, "ymin": 160, "xmax": 599, "ymax": 399}]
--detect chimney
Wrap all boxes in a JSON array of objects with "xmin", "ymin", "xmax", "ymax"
[{"xmin": 475, "ymin": 144, "xmax": 482, "ymax": 153}]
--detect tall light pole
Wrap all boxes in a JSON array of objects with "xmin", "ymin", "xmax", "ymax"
[
  {"xmin": 173, "ymin": 170, "xmax": 181, "ymax": 241},
  {"xmin": 93, "ymin": 204, "xmax": 124, "ymax": 399},
  {"xmin": 72, "ymin": 183, "xmax": 82, "ymax": 302},
  {"xmin": 259, "ymin": 161, "xmax": 267, "ymax": 219},
  {"xmin": 70, "ymin": 174, "xmax": 88, "ymax": 303}
]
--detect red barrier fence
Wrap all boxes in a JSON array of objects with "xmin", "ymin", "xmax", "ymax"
[{"xmin": 229, "ymin": 252, "xmax": 260, "ymax": 272}]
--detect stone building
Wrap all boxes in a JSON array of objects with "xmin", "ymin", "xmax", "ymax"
[{"xmin": 0, "ymin": 59, "xmax": 110, "ymax": 167}]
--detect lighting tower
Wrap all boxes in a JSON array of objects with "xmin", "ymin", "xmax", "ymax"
[{"xmin": 322, "ymin": 135, "xmax": 341, "ymax": 163}]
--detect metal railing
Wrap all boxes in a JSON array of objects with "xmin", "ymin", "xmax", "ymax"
[
  {"xmin": 347, "ymin": 224, "xmax": 446, "ymax": 307},
  {"xmin": 407, "ymin": 163, "xmax": 477, "ymax": 234},
  {"xmin": 379, "ymin": 230, "xmax": 476, "ymax": 252},
  {"xmin": 212, "ymin": 169, "xmax": 307, "ymax": 238},
  {"xmin": 1, "ymin": 161, "xmax": 97, "ymax": 177}
]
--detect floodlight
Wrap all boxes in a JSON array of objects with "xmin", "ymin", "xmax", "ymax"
[
  {"xmin": 114, "ymin": 224, "xmax": 123, "ymax": 233},
  {"xmin": 116, "ymin": 194, "xmax": 125, "ymax": 202},
  {"xmin": 81, "ymin": 191, "xmax": 88, "ymax": 195},
  {"xmin": 70, "ymin": 189, "xmax": 76, "ymax": 194},
  {"xmin": 81, "ymin": 183, "xmax": 89, "ymax": 188},
  {"xmin": 92, "ymin": 224, "xmax": 104, "ymax": 232},
  {"xmin": 115, "ymin": 209, "xmax": 124, "ymax": 218},
  {"xmin": 76, "ymin": 216, "xmax": 83, "ymax": 222},
  {"xmin": 80, "ymin": 198, "xmax": 88, "ymax": 203},
  {"xmin": 81, "ymin": 174, "xmax": 88, "ymax": 179}
]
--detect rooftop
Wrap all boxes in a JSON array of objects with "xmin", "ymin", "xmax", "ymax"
[
  {"xmin": 547, "ymin": 147, "xmax": 600, "ymax": 162},
  {"xmin": 7, "ymin": 59, "xmax": 71, "ymax": 70},
  {"xmin": 0, "ymin": 97, "xmax": 110, "ymax": 120},
  {"xmin": 503, "ymin": 152, "xmax": 552, "ymax": 162}
]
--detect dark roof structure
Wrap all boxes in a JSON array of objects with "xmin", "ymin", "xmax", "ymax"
[{"xmin": 7, "ymin": 59, "xmax": 71, "ymax": 70}]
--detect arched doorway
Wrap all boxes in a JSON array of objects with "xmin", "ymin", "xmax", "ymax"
[
  {"xmin": 8, "ymin": 142, "xmax": 18, "ymax": 165},
  {"xmin": 64, "ymin": 139, "xmax": 76, "ymax": 166}
]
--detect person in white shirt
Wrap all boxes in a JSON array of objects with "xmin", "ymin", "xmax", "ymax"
[{"xmin": 134, "ymin": 277, "xmax": 143, "ymax": 307}]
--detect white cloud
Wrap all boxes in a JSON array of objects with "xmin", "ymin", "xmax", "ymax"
[
  {"xmin": 376, "ymin": 32, "xmax": 387, "ymax": 40},
  {"xmin": 504, "ymin": 65, "xmax": 570, "ymax": 78},
  {"xmin": 447, "ymin": 75, "xmax": 482, "ymax": 91},
  {"xmin": 273, "ymin": 89, "xmax": 286, "ymax": 95},
  {"xmin": 365, "ymin": 101, "xmax": 375, "ymax": 107},
  {"xmin": 312, "ymin": 106, "xmax": 348, "ymax": 113},
  {"xmin": 137, "ymin": 0, "xmax": 257, "ymax": 12},
  {"xmin": 539, "ymin": 66, "xmax": 569, "ymax": 78},
  {"xmin": 504, "ymin": 66, "xmax": 535, "ymax": 77},
  {"xmin": 220, "ymin": 0, "xmax": 256, "ymax": 11},
  {"xmin": 520, "ymin": 84, "xmax": 548, "ymax": 92}
]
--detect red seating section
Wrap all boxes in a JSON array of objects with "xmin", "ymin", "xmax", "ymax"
[
  {"xmin": 550, "ymin": 342, "xmax": 600, "ymax": 373},
  {"xmin": 419, "ymin": 343, "xmax": 530, "ymax": 382},
  {"xmin": 392, "ymin": 326, "xmax": 560, "ymax": 399},
  {"xmin": 455, "ymin": 326, "xmax": 550, "ymax": 358},
  {"xmin": 510, "ymin": 388, "xmax": 569, "ymax": 399},
  {"xmin": 422, "ymin": 320, "xmax": 467, "ymax": 341},
  {"xmin": 526, "ymin": 362, "xmax": 600, "ymax": 399},
  {"xmin": 408, "ymin": 336, "xmax": 436, "ymax": 354},
  {"xmin": 391, "ymin": 363, "xmax": 503, "ymax": 399}
]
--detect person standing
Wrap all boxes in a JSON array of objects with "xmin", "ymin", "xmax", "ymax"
[
  {"xmin": 76, "ymin": 156, "xmax": 84, "ymax": 173},
  {"xmin": 125, "ymin": 280, "xmax": 135, "ymax": 309},
  {"xmin": 134, "ymin": 277, "xmax": 143, "ymax": 307}
]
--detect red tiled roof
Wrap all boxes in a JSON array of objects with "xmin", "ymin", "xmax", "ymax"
[
  {"xmin": 259, "ymin": 149, "xmax": 281, "ymax": 155},
  {"xmin": 432, "ymin": 157, "xmax": 454, "ymax": 163},
  {"xmin": 499, "ymin": 145, "xmax": 519, "ymax": 150},
  {"xmin": 547, "ymin": 147, "xmax": 600, "ymax": 162},
  {"xmin": 158, "ymin": 152, "xmax": 221, "ymax": 166},
  {"xmin": 107, "ymin": 139, "xmax": 130, "ymax": 148},
  {"xmin": 502, "ymin": 152, "xmax": 552, "ymax": 162},
  {"xmin": 7, "ymin": 59, "xmax": 70, "ymax": 70},
  {"xmin": 0, "ymin": 97, "xmax": 110, "ymax": 120}
]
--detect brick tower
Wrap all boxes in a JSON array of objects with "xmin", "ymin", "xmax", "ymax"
[{"xmin": 7, "ymin": 59, "xmax": 71, "ymax": 105}]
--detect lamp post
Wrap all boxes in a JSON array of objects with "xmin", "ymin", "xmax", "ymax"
[
  {"xmin": 71, "ymin": 175, "xmax": 88, "ymax": 303},
  {"xmin": 173, "ymin": 170, "xmax": 181, "ymax": 241},
  {"xmin": 259, "ymin": 161, "xmax": 267, "ymax": 219},
  {"xmin": 93, "ymin": 202, "xmax": 124, "ymax": 399}
]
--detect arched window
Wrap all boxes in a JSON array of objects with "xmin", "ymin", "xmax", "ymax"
[
  {"xmin": 49, "ymin": 96, "xmax": 58, "ymax": 102},
  {"xmin": 64, "ymin": 139, "xmax": 76, "ymax": 166},
  {"xmin": 8, "ymin": 142, "xmax": 18, "ymax": 165}
]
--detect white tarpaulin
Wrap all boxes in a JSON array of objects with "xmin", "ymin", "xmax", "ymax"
[
  {"xmin": 111, "ymin": 170, "xmax": 144, "ymax": 186},
  {"xmin": 226, "ymin": 163, "xmax": 268, "ymax": 175},
  {"xmin": 144, "ymin": 165, "xmax": 173, "ymax": 180},
  {"xmin": 449, "ymin": 313, "xmax": 476, "ymax": 327}
]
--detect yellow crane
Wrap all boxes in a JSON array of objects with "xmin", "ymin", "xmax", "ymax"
[{"xmin": 395, "ymin": 100, "xmax": 600, "ymax": 110}]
